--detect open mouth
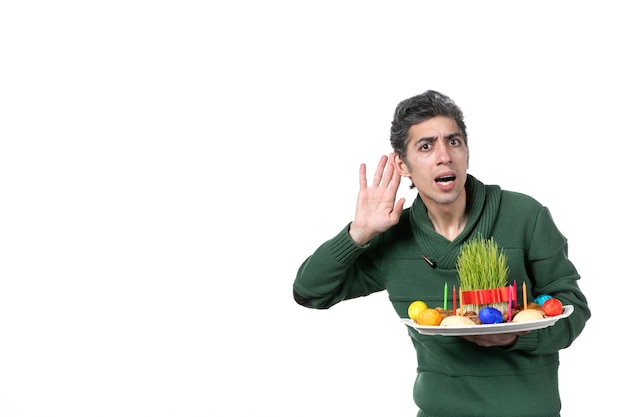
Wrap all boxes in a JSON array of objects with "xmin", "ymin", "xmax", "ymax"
[{"xmin": 435, "ymin": 175, "xmax": 456, "ymax": 185}]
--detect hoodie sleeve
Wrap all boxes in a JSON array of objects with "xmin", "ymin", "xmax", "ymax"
[
  {"xmin": 293, "ymin": 224, "xmax": 386, "ymax": 309},
  {"xmin": 510, "ymin": 206, "xmax": 591, "ymax": 354}
]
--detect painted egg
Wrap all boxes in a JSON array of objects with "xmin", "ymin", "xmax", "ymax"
[
  {"xmin": 534, "ymin": 294, "xmax": 552, "ymax": 307},
  {"xmin": 478, "ymin": 307, "xmax": 504, "ymax": 324},
  {"xmin": 542, "ymin": 298, "xmax": 563, "ymax": 316}
]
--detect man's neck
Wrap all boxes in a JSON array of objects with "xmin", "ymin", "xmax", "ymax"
[{"xmin": 424, "ymin": 199, "xmax": 468, "ymax": 242}]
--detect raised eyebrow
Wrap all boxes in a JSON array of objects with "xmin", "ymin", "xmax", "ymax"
[
  {"xmin": 414, "ymin": 136, "xmax": 437, "ymax": 148},
  {"xmin": 413, "ymin": 133, "xmax": 462, "ymax": 149},
  {"xmin": 445, "ymin": 133, "xmax": 463, "ymax": 141}
]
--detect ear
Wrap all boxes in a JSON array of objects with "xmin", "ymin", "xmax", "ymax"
[{"xmin": 392, "ymin": 153, "xmax": 412, "ymax": 177}]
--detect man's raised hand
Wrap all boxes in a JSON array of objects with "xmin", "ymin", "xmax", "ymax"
[{"xmin": 349, "ymin": 154, "xmax": 406, "ymax": 246}]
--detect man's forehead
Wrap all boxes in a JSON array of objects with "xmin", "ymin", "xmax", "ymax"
[{"xmin": 408, "ymin": 116, "xmax": 460, "ymax": 140}]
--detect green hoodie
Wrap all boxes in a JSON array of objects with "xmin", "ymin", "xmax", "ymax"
[{"xmin": 293, "ymin": 175, "xmax": 590, "ymax": 417}]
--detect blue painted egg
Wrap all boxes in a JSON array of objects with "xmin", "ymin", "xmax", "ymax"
[
  {"xmin": 534, "ymin": 294, "xmax": 552, "ymax": 307},
  {"xmin": 478, "ymin": 307, "xmax": 504, "ymax": 324}
]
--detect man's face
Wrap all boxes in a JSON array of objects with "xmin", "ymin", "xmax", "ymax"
[{"xmin": 395, "ymin": 116, "xmax": 469, "ymax": 206}]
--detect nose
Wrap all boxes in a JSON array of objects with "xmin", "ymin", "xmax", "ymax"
[{"xmin": 435, "ymin": 141, "xmax": 451, "ymax": 163}]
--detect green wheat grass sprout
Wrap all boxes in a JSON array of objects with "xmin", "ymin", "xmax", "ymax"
[{"xmin": 456, "ymin": 234, "xmax": 510, "ymax": 313}]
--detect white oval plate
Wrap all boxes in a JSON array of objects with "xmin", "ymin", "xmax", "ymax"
[{"xmin": 400, "ymin": 305, "xmax": 574, "ymax": 336}]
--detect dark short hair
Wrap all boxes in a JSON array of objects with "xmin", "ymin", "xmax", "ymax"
[{"xmin": 389, "ymin": 90, "xmax": 467, "ymax": 158}]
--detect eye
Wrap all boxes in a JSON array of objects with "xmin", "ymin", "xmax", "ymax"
[
  {"xmin": 449, "ymin": 138, "xmax": 461, "ymax": 146},
  {"xmin": 420, "ymin": 142, "xmax": 432, "ymax": 151}
]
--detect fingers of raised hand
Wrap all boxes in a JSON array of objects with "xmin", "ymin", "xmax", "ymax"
[
  {"xmin": 372, "ymin": 154, "xmax": 401, "ymax": 189},
  {"xmin": 370, "ymin": 155, "xmax": 388, "ymax": 187}
]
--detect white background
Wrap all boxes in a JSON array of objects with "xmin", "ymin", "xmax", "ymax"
[{"xmin": 0, "ymin": 1, "xmax": 622, "ymax": 416}]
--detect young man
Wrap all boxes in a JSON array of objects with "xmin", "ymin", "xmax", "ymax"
[{"xmin": 293, "ymin": 90, "xmax": 590, "ymax": 417}]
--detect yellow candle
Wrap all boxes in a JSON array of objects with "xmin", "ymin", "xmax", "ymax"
[{"xmin": 523, "ymin": 282, "xmax": 528, "ymax": 310}]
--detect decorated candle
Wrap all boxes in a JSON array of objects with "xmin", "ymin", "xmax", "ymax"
[
  {"xmin": 507, "ymin": 285, "xmax": 512, "ymax": 322},
  {"xmin": 453, "ymin": 286, "xmax": 457, "ymax": 314}
]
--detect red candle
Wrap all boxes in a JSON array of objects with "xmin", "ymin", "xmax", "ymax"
[
  {"xmin": 453, "ymin": 286, "xmax": 457, "ymax": 314},
  {"xmin": 514, "ymin": 280, "xmax": 518, "ymax": 309},
  {"xmin": 507, "ymin": 285, "xmax": 513, "ymax": 322}
]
